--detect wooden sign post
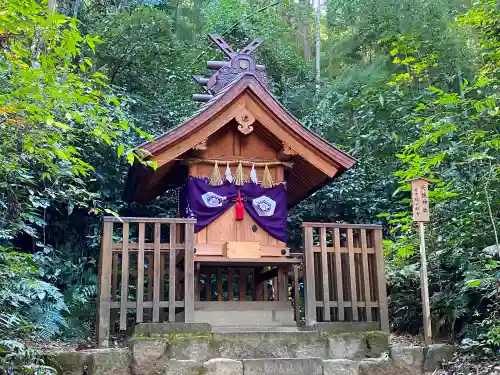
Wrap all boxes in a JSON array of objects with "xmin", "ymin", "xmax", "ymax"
[{"xmin": 409, "ymin": 178, "xmax": 432, "ymax": 345}]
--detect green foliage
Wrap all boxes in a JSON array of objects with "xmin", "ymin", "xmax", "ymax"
[
  {"xmin": 385, "ymin": 0, "xmax": 500, "ymax": 344},
  {"xmin": 0, "ymin": 249, "xmax": 68, "ymax": 371},
  {"xmin": 0, "ymin": 0, "xmax": 499, "ymax": 363},
  {"xmin": 0, "ymin": 0, "xmax": 149, "ymax": 368}
]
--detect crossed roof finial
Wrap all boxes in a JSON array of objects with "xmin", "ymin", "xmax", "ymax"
[{"xmin": 192, "ymin": 35, "xmax": 269, "ymax": 102}]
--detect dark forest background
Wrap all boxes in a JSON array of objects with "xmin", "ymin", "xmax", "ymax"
[{"xmin": 0, "ymin": 0, "xmax": 499, "ymax": 367}]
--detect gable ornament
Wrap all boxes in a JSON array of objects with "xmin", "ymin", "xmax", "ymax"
[{"xmin": 235, "ymin": 107, "xmax": 255, "ymax": 135}]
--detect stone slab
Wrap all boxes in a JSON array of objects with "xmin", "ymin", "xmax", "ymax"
[
  {"xmin": 424, "ymin": 344, "xmax": 456, "ymax": 372},
  {"xmin": 242, "ymin": 358, "xmax": 323, "ymax": 375},
  {"xmin": 166, "ymin": 338, "xmax": 214, "ymax": 363},
  {"xmin": 390, "ymin": 346, "xmax": 424, "ymax": 375},
  {"xmin": 328, "ymin": 334, "xmax": 368, "ymax": 360},
  {"xmin": 164, "ymin": 360, "xmax": 201, "ymax": 375},
  {"xmin": 46, "ymin": 352, "xmax": 91, "ymax": 375},
  {"xmin": 359, "ymin": 358, "xmax": 399, "ymax": 375},
  {"xmin": 323, "ymin": 359, "xmax": 360, "ymax": 375},
  {"xmin": 90, "ymin": 349, "xmax": 130, "ymax": 375},
  {"xmin": 365, "ymin": 332, "xmax": 389, "ymax": 357},
  {"xmin": 194, "ymin": 309, "xmax": 295, "ymax": 327},
  {"xmin": 130, "ymin": 339, "xmax": 169, "ymax": 375},
  {"xmin": 203, "ymin": 358, "xmax": 243, "ymax": 375},
  {"xmin": 134, "ymin": 323, "xmax": 212, "ymax": 337},
  {"xmin": 212, "ymin": 331, "xmax": 323, "ymax": 359},
  {"xmin": 315, "ymin": 322, "xmax": 380, "ymax": 333}
]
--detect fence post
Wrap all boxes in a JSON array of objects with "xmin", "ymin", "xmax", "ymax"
[
  {"xmin": 303, "ymin": 225, "xmax": 317, "ymax": 326},
  {"xmin": 96, "ymin": 221, "xmax": 113, "ymax": 348},
  {"xmin": 375, "ymin": 228, "xmax": 389, "ymax": 332},
  {"xmin": 184, "ymin": 222, "xmax": 195, "ymax": 322},
  {"xmin": 293, "ymin": 264, "xmax": 301, "ymax": 324},
  {"xmin": 319, "ymin": 227, "xmax": 330, "ymax": 321},
  {"xmin": 169, "ymin": 224, "xmax": 177, "ymax": 322},
  {"xmin": 119, "ymin": 222, "xmax": 130, "ymax": 330}
]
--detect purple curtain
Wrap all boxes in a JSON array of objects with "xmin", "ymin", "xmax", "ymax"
[
  {"xmin": 181, "ymin": 177, "xmax": 236, "ymax": 233},
  {"xmin": 181, "ymin": 177, "xmax": 287, "ymax": 242},
  {"xmin": 241, "ymin": 183, "xmax": 287, "ymax": 242}
]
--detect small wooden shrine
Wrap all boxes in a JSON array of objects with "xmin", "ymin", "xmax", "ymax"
[{"xmin": 96, "ymin": 36, "xmax": 388, "ymax": 347}]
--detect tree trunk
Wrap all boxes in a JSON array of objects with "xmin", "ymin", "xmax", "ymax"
[
  {"xmin": 48, "ymin": 0, "xmax": 57, "ymax": 12},
  {"xmin": 315, "ymin": 0, "xmax": 321, "ymax": 90}
]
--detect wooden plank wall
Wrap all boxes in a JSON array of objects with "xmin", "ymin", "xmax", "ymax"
[
  {"xmin": 302, "ymin": 223, "xmax": 389, "ymax": 332},
  {"xmin": 95, "ymin": 217, "xmax": 196, "ymax": 348}
]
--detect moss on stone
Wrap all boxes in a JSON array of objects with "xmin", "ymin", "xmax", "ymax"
[
  {"xmin": 360, "ymin": 331, "xmax": 388, "ymax": 339},
  {"xmin": 133, "ymin": 332, "xmax": 213, "ymax": 342}
]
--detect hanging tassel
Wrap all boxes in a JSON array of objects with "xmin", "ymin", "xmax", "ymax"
[
  {"xmin": 234, "ymin": 162, "xmax": 244, "ymax": 186},
  {"xmin": 235, "ymin": 190, "xmax": 244, "ymax": 220},
  {"xmin": 249, "ymin": 164, "xmax": 258, "ymax": 184},
  {"xmin": 261, "ymin": 164, "xmax": 274, "ymax": 188},
  {"xmin": 225, "ymin": 163, "xmax": 233, "ymax": 183},
  {"xmin": 210, "ymin": 161, "xmax": 223, "ymax": 186}
]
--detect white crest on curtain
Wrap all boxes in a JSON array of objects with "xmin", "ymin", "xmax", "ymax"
[
  {"xmin": 252, "ymin": 195, "xmax": 276, "ymax": 217},
  {"xmin": 225, "ymin": 163, "xmax": 233, "ymax": 183},
  {"xmin": 202, "ymin": 192, "xmax": 227, "ymax": 208},
  {"xmin": 250, "ymin": 164, "xmax": 258, "ymax": 184}
]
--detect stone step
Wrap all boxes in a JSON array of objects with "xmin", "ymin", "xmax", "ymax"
[
  {"xmin": 212, "ymin": 326, "xmax": 303, "ymax": 333},
  {"xmin": 157, "ymin": 357, "xmax": 402, "ymax": 375},
  {"xmin": 47, "ymin": 344, "xmax": 456, "ymax": 375},
  {"xmin": 130, "ymin": 330, "xmax": 390, "ymax": 364}
]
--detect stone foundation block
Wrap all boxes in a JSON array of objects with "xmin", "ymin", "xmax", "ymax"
[
  {"xmin": 242, "ymin": 358, "xmax": 323, "ymax": 375},
  {"xmin": 47, "ymin": 351, "xmax": 91, "ymax": 375},
  {"xmin": 328, "ymin": 334, "xmax": 368, "ymax": 360},
  {"xmin": 166, "ymin": 338, "xmax": 214, "ymax": 363},
  {"xmin": 323, "ymin": 359, "xmax": 360, "ymax": 375},
  {"xmin": 90, "ymin": 349, "xmax": 130, "ymax": 375},
  {"xmin": 390, "ymin": 346, "xmax": 424, "ymax": 375},
  {"xmin": 130, "ymin": 339, "xmax": 169, "ymax": 375},
  {"xmin": 359, "ymin": 358, "xmax": 399, "ymax": 375},
  {"xmin": 134, "ymin": 323, "xmax": 212, "ymax": 337},
  {"xmin": 213, "ymin": 331, "xmax": 318, "ymax": 359},
  {"xmin": 294, "ymin": 342, "xmax": 328, "ymax": 358},
  {"xmin": 203, "ymin": 358, "xmax": 242, "ymax": 375},
  {"xmin": 424, "ymin": 344, "xmax": 455, "ymax": 372},
  {"xmin": 163, "ymin": 360, "xmax": 201, "ymax": 375},
  {"xmin": 365, "ymin": 333, "xmax": 389, "ymax": 357}
]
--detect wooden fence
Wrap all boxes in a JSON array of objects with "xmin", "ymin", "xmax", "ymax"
[
  {"xmin": 302, "ymin": 223, "xmax": 389, "ymax": 332},
  {"xmin": 96, "ymin": 217, "xmax": 196, "ymax": 348}
]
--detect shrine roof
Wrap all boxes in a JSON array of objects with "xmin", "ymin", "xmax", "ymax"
[{"xmin": 124, "ymin": 73, "xmax": 357, "ymax": 205}]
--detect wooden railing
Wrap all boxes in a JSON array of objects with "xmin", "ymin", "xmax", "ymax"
[
  {"xmin": 96, "ymin": 217, "xmax": 196, "ymax": 348},
  {"xmin": 302, "ymin": 223, "xmax": 389, "ymax": 332}
]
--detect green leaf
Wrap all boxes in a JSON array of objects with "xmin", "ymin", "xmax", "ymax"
[
  {"xmin": 117, "ymin": 145, "xmax": 125, "ymax": 158},
  {"xmin": 104, "ymin": 208, "xmax": 122, "ymax": 222},
  {"xmin": 466, "ymin": 279, "xmax": 481, "ymax": 287},
  {"xmin": 126, "ymin": 152, "xmax": 135, "ymax": 165}
]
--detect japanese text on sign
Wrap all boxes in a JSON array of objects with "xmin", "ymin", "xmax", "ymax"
[{"xmin": 410, "ymin": 179, "xmax": 430, "ymax": 222}]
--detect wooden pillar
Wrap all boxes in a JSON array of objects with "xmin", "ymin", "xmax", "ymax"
[
  {"xmin": 303, "ymin": 225, "xmax": 317, "ymax": 326},
  {"xmin": 361, "ymin": 229, "xmax": 372, "ymax": 321},
  {"xmin": 152, "ymin": 223, "xmax": 161, "ymax": 322},
  {"xmin": 119, "ymin": 222, "xmax": 130, "ymax": 331},
  {"xmin": 319, "ymin": 227, "xmax": 330, "ymax": 321},
  {"xmin": 375, "ymin": 229, "xmax": 389, "ymax": 332},
  {"xmin": 347, "ymin": 228, "xmax": 358, "ymax": 321},
  {"xmin": 228, "ymin": 268, "xmax": 234, "ymax": 301},
  {"xmin": 184, "ymin": 223, "xmax": 195, "ymax": 322},
  {"xmin": 239, "ymin": 269, "xmax": 247, "ymax": 301},
  {"xmin": 217, "ymin": 268, "xmax": 223, "ymax": 302},
  {"xmin": 293, "ymin": 264, "xmax": 301, "ymax": 324},
  {"xmin": 169, "ymin": 224, "xmax": 177, "ymax": 322},
  {"xmin": 333, "ymin": 228, "xmax": 344, "ymax": 321},
  {"xmin": 277, "ymin": 266, "xmax": 287, "ymax": 301},
  {"xmin": 136, "ymin": 223, "xmax": 145, "ymax": 323},
  {"xmin": 96, "ymin": 221, "xmax": 113, "ymax": 348}
]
